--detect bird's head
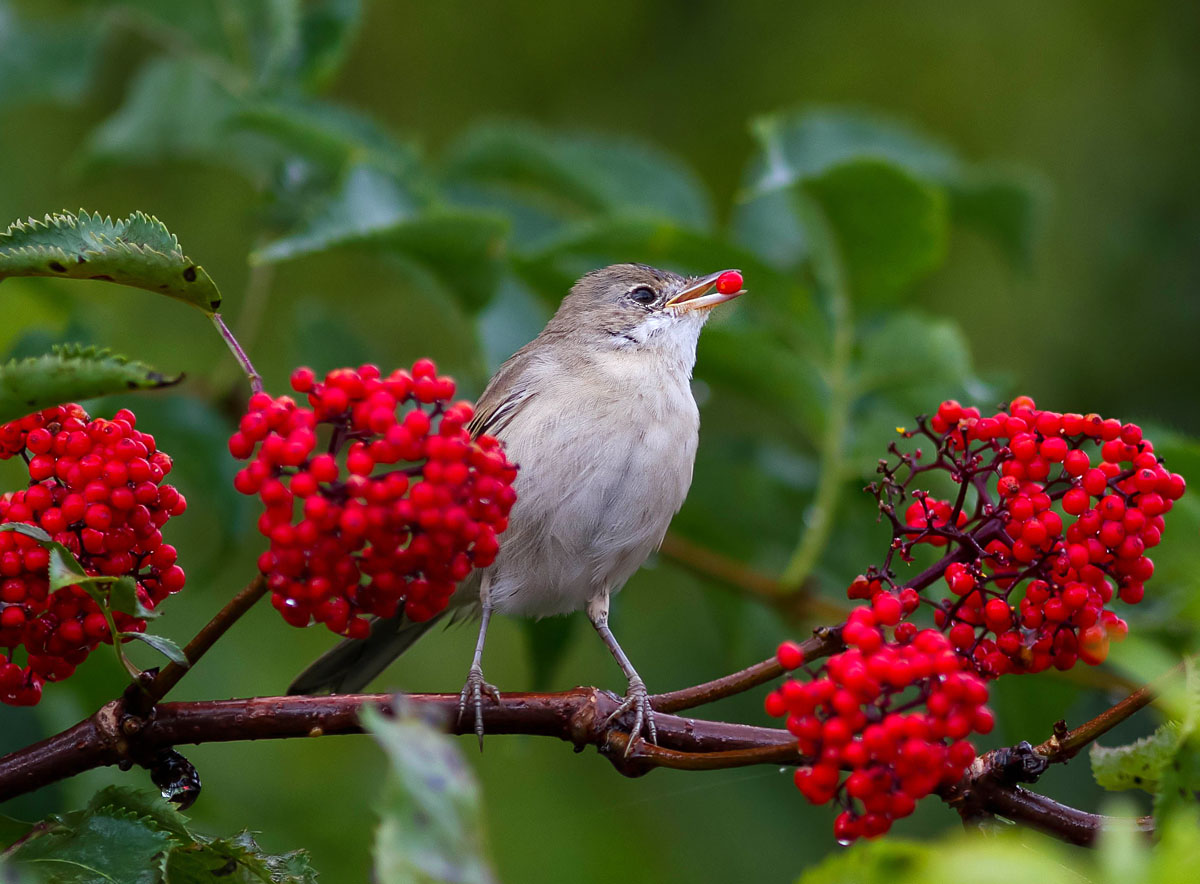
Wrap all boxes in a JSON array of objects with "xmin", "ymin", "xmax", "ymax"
[{"xmin": 544, "ymin": 263, "xmax": 746, "ymax": 356}]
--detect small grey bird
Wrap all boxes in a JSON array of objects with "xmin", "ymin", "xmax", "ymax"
[{"xmin": 290, "ymin": 263, "xmax": 745, "ymax": 746}]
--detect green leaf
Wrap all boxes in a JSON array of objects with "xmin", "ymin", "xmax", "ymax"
[
  {"xmin": 0, "ymin": 524, "xmax": 52, "ymax": 544},
  {"xmin": 110, "ymin": 577, "xmax": 160, "ymax": 621},
  {"xmin": 5, "ymin": 806, "xmax": 175, "ymax": 884},
  {"xmin": 0, "ymin": 345, "xmax": 180, "ymax": 426},
  {"xmin": 521, "ymin": 617, "xmax": 576, "ymax": 691},
  {"xmin": 364, "ymin": 706, "xmax": 497, "ymax": 884},
  {"xmin": 231, "ymin": 98, "xmax": 421, "ymax": 180},
  {"xmin": 0, "ymin": 9, "xmax": 105, "ymax": 110},
  {"xmin": 445, "ymin": 122, "xmax": 714, "ymax": 231},
  {"xmin": 736, "ymin": 108, "xmax": 1044, "ymax": 271},
  {"xmin": 121, "ymin": 633, "xmax": 188, "ymax": 667},
  {"xmin": 296, "ymin": 0, "xmax": 364, "ymax": 89},
  {"xmin": 164, "ymin": 831, "xmax": 319, "ymax": 883},
  {"xmin": 0, "ymin": 210, "xmax": 222, "ymax": 313},
  {"xmin": 79, "ymin": 57, "xmax": 239, "ymax": 173},
  {"xmin": 83, "ymin": 787, "xmax": 192, "ymax": 843},
  {"xmin": 949, "ymin": 169, "xmax": 1045, "ymax": 270},
  {"xmin": 797, "ymin": 838, "xmax": 930, "ymax": 884},
  {"xmin": 1153, "ymin": 660, "xmax": 1200, "ymax": 825},
  {"xmin": 800, "ymin": 159, "xmax": 949, "ymax": 304},
  {"xmin": 0, "ymin": 813, "xmax": 33, "ymax": 851},
  {"xmin": 2, "ymin": 787, "xmax": 319, "ymax": 883},
  {"xmin": 253, "ymin": 164, "xmax": 507, "ymax": 312},
  {"xmin": 46, "ymin": 545, "xmax": 90, "ymax": 593},
  {"xmin": 1091, "ymin": 722, "xmax": 1184, "ymax": 793}
]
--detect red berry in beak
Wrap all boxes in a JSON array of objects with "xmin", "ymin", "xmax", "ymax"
[{"xmin": 715, "ymin": 270, "xmax": 743, "ymax": 295}]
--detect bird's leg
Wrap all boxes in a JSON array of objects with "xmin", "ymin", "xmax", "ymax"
[
  {"xmin": 457, "ymin": 578, "xmax": 500, "ymax": 751},
  {"xmin": 586, "ymin": 591, "xmax": 657, "ymax": 755}
]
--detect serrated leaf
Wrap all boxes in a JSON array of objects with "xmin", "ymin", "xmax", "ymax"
[
  {"xmin": 84, "ymin": 787, "xmax": 192, "ymax": 843},
  {"xmin": 1153, "ymin": 660, "xmax": 1200, "ymax": 825},
  {"xmin": 164, "ymin": 831, "xmax": 318, "ymax": 884},
  {"xmin": 110, "ymin": 577, "xmax": 160, "ymax": 621},
  {"xmin": 121, "ymin": 633, "xmax": 187, "ymax": 667},
  {"xmin": 0, "ymin": 345, "xmax": 180, "ymax": 426},
  {"xmin": 46, "ymin": 545, "xmax": 90, "ymax": 593},
  {"xmin": 0, "ymin": 524, "xmax": 52, "ymax": 544},
  {"xmin": 800, "ymin": 159, "xmax": 949, "ymax": 304},
  {"xmin": 5, "ymin": 806, "xmax": 174, "ymax": 884},
  {"xmin": 0, "ymin": 210, "xmax": 221, "ymax": 312},
  {"xmin": 1091, "ymin": 722, "xmax": 1183, "ymax": 793},
  {"xmin": 364, "ymin": 707, "xmax": 497, "ymax": 884},
  {"xmin": 253, "ymin": 164, "xmax": 507, "ymax": 311}
]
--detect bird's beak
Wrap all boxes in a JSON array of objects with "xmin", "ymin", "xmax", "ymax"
[{"xmin": 663, "ymin": 270, "xmax": 746, "ymax": 314}]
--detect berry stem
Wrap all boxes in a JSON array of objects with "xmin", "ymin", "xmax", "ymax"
[
  {"xmin": 143, "ymin": 574, "xmax": 267, "ymax": 704},
  {"xmin": 210, "ymin": 313, "xmax": 263, "ymax": 395}
]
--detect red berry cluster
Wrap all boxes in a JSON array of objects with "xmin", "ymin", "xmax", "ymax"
[
  {"xmin": 766, "ymin": 604, "xmax": 992, "ymax": 842},
  {"xmin": 230, "ymin": 361, "xmax": 517, "ymax": 637},
  {"xmin": 866, "ymin": 396, "xmax": 1184, "ymax": 677},
  {"xmin": 0, "ymin": 405, "xmax": 187, "ymax": 706}
]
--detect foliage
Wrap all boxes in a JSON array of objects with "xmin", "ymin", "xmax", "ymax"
[
  {"xmin": 0, "ymin": 786, "xmax": 317, "ymax": 883},
  {"xmin": 0, "ymin": 1, "xmax": 1195, "ymax": 883},
  {"xmin": 365, "ymin": 707, "xmax": 497, "ymax": 884}
]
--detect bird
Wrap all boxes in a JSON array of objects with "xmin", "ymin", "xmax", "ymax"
[{"xmin": 289, "ymin": 263, "xmax": 745, "ymax": 749}]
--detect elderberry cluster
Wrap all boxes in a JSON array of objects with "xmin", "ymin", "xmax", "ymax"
[
  {"xmin": 231, "ymin": 361, "xmax": 517, "ymax": 637},
  {"xmin": 769, "ymin": 396, "xmax": 1186, "ymax": 841},
  {"xmin": 0, "ymin": 405, "xmax": 187, "ymax": 706},
  {"xmin": 867, "ymin": 396, "xmax": 1185, "ymax": 677},
  {"xmin": 767, "ymin": 605, "xmax": 992, "ymax": 842}
]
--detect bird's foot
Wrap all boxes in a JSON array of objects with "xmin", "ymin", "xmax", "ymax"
[
  {"xmin": 604, "ymin": 675, "xmax": 658, "ymax": 756},
  {"xmin": 457, "ymin": 664, "xmax": 500, "ymax": 751}
]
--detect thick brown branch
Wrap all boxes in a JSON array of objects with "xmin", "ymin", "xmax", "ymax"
[
  {"xmin": 942, "ymin": 742, "xmax": 1154, "ymax": 846},
  {"xmin": 0, "ymin": 688, "xmax": 801, "ymax": 802}
]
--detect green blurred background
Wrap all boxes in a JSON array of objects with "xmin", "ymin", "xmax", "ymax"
[{"xmin": 1, "ymin": 2, "xmax": 1198, "ymax": 882}]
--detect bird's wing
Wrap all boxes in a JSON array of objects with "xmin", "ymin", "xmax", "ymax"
[{"xmin": 468, "ymin": 351, "xmax": 541, "ymax": 439}]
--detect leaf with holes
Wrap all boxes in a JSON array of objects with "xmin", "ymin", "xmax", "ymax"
[
  {"xmin": 0, "ymin": 345, "xmax": 180, "ymax": 426},
  {"xmin": 1091, "ymin": 722, "xmax": 1188, "ymax": 794},
  {"xmin": 0, "ymin": 210, "xmax": 222, "ymax": 312}
]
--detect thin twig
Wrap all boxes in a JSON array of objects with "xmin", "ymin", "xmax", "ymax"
[
  {"xmin": 651, "ymin": 625, "xmax": 844, "ymax": 713},
  {"xmin": 144, "ymin": 575, "xmax": 268, "ymax": 703},
  {"xmin": 211, "ymin": 313, "xmax": 263, "ymax": 395},
  {"xmin": 1036, "ymin": 659, "xmax": 1187, "ymax": 763}
]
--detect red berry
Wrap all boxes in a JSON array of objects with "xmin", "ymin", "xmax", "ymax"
[{"xmin": 715, "ymin": 270, "xmax": 743, "ymax": 295}]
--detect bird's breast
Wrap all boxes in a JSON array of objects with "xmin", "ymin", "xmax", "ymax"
[{"xmin": 484, "ymin": 364, "xmax": 699, "ymax": 616}]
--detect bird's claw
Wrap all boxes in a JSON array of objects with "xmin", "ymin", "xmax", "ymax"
[
  {"xmin": 457, "ymin": 664, "xmax": 500, "ymax": 751},
  {"xmin": 604, "ymin": 675, "xmax": 658, "ymax": 757}
]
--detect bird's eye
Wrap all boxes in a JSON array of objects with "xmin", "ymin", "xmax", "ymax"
[{"xmin": 628, "ymin": 286, "xmax": 657, "ymax": 305}]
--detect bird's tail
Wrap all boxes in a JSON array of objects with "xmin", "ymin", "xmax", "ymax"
[{"xmin": 287, "ymin": 612, "xmax": 444, "ymax": 695}]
